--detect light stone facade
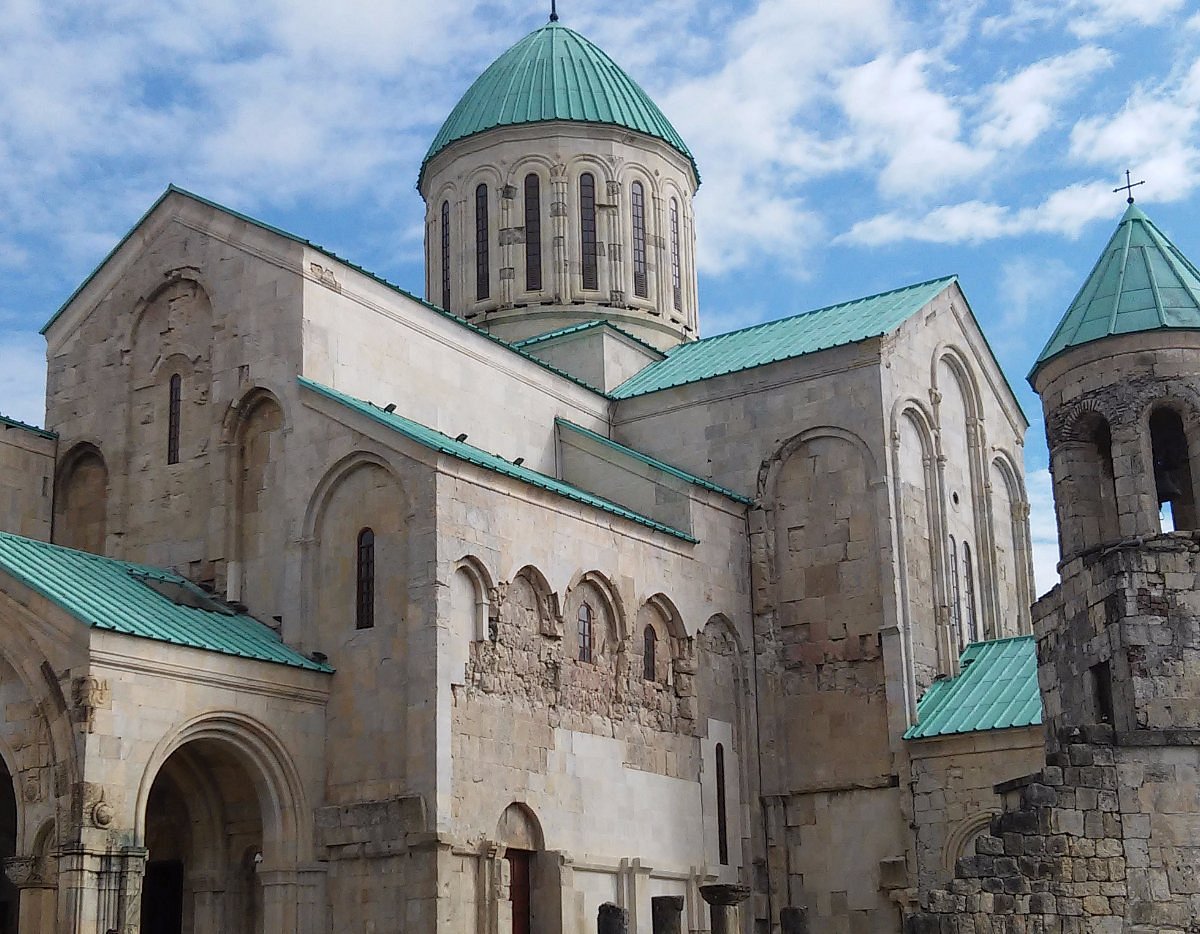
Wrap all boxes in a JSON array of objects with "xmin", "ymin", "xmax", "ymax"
[{"xmin": 0, "ymin": 26, "xmax": 1046, "ymax": 934}]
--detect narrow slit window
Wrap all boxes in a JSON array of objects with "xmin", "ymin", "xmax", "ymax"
[
  {"xmin": 716, "ymin": 743, "xmax": 729, "ymax": 865},
  {"xmin": 670, "ymin": 198, "xmax": 682, "ymax": 311},
  {"xmin": 1092, "ymin": 660, "xmax": 1114, "ymax": 724},
  {"xmin": 949, "ymin": 536, "xmax": 962, "ymax": 647},
  {"xmin": 441, "ymin": 200, "xmax": 451, "ymax": 309},
  {"xmin": 167, "ymin": 373, "xmax": 182, "ymax": 465},
  {"xmin": 356, "ymin": 528, "xmax": 375, "ymax": 630},
  {"xmin": 577, "ymin": 602, "xmax": 593, "ymax": 663},
  {"xmin": 580, "ymin": 173, "xmax": 598, "ymax": 291},
  {"xmin": 475, "ymin": 184, "xmax": 489, "ymax": 301},
  {"xmin": 962, "ymin": 542, "xmax": 977, "ymax": 644},
  {"xmin": 524, "ymin": 174, "xmax": 542, "ymax": 292},
  {"xmin": 631, "ymin": 181, "xmax": 648, "ymax": 298},
  {"xmin": 642, "ymin": 625, "xmax": 657, "ymax": 681}
]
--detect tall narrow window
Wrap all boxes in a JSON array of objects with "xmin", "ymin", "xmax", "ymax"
[
  {"xmin": 577, "ymin": 602, "xmax": 593, "ymax": 663},
  {"xmin": 962, "ymin": 542, "xmax": 977, "ymax": 644},
  {"xmin": 670, "ymin": 198, "xmax": 682, "ymax": 311},
  {"xmin": 579, "ymin": 173, "xmax": 598, "ymax": 291},
  {"xmin": 356, "ymin": 528, "xmax": 375, "ymax": 630},
  {"xmin": 524, "ymin": 174, "xmax": 542, "ymax": 292},
  {"xmin": 643, "ymin": 625, "xmax": 657, "ymax": 681},
  {"xmin": 948, "ymin": 536, "xmax": 961, "ymax": 647},
  {"xmin": 715, "ymin": 743, "xmax": 729, "ymax": 865},
  {"xmin": 631, "ymin": 181, "xmax": 648, "ymax": 298},
  {"xmin": 475, "ymin": 184, "xmax": 489, "ymax": 301},
  {"xmin": 440, "ymin": 200, "xmax": 451, "ymax": 309},
  {"xmin": 1151, "ymin": 407, "xmax": 1196, "ymax": 530},
  {"xmin": 167, "ymin": 373, "xmax": 182, "ymax": 465}
]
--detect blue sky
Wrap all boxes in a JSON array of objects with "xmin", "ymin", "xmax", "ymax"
[{"xmin": 4, "ymin": 0, "xmax": 1200, "ymax": 594}]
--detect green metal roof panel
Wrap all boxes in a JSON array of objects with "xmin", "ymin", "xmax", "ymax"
[
  {"xmin": 299, "ymin": 378, "xmax": 697, "ymax": 543},
  {"xmin": 0, "ymin": 532, "xmax": 330, "ymax": 672},
  {"xmin": 904, "ymin": 635, "xmax": 1042, "ymax": 740},
  {"xmin": 1033, "ymin": 204, "xmax": 1200, "ymax": 373},
  {"xmin": 612, "ymin": 276, "xmax": 956, "ymax": 399},
  {"xmin": 0, "ymin": 414, "xmax": 56, "ymax": 441},
  {"xmin": 421, "ymin": 23, "xmax": 696, "ymax": 186},
  {"xmin": 555, "ymin": 418, "xmax": 753, "ymax": 505}
]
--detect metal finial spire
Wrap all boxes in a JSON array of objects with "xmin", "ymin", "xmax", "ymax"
[
  {"xmin": 550, "ymin": 0, "xmax": 558, "ymax": 21},
  {"xmin": 1114, "ymin": 169, "xmax": 1146, "ymax": 205}
]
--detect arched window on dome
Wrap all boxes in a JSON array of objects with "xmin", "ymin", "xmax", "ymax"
[
  {"xmin": 475, "ymin": 183, "xmax": 490, "ymax": 301},
  {"xmin": 631, "ymin": 180, "xmax": 648, "ymax": 298},
  {"xmin": 524, "ymin": 174, "xmax": 542, "ymax": 292},
  {"xmin": 440, "ymin": 200, "xmax": 451, "ymax": 309},
  {"xmin": 670, "ymin": 198, "xmax": 682, "ymax": 312},
  {"xmin": 580, "ymin": 173, "xmax": 598, "ymax": 291}
]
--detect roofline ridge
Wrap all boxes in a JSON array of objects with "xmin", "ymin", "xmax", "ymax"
[
  {"xmin": 683, "ymin": 274, "xmax": 958, "ymax": 346},
  {"xmin": 1106, "ymin": 218, "xmax": 1136, "ymax": 336}
]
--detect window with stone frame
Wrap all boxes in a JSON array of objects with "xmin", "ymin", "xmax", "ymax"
[
  {"xmin": 669, "ymin": 197, "xmax": 682, "ymax": 311},
  {"xmin": 1150, "ymin": 406, "xmax": 1196, "ymax": 531},
  {"xmin": 577, "ymin": 602, "xmax": 594, "ymax": 663},
  {"xmin": 475, "ymin": 183, "xmax": 489, "ymax": 301},
  {"xmin": 167, "ymin": 373, "xmax": 182, "ymax": 465},
  {"xmin": 716, "ymin": 742, "xmax": 729, "ymax": 865},
  {"xmin": 356, "ymin": 527, "xmax": 375, "ymax": 630},
  {"xmin": 962, "ymin": 541, "xmax": 977, "ymax": 644},
  {"xmin": 524, "ymin": 174, "xmax": 542, "ymax": 292},
  {"xmin": 441, "ymin": 200, "xmax": 451, "ymax": 309},
  {"xmin": 642, "ymin": 625, "xmax": 657, "ymax": 681},
  {"xmin": 631, "ymin": 180, "xmax": 648, "ymax": 298},
  {"xmin": 949, "ymin": 535, "xmax": 962, "ymax": 648},
  {"xmin": 579, "ymin": 173, "xmax": 598, "ymax": 291}
]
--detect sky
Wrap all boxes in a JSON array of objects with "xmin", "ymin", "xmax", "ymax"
[{"xmin": 3, "ymin": 0, "xmax": 1200, "ymax": 596}]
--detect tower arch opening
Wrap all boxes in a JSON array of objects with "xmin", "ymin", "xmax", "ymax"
[{"xmin": 1150, "ymin": 406, "xmax": 1196, "ymax": 531}]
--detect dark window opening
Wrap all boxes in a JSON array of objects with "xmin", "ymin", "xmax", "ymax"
[
  {"xmin": 631, "ymin": 180, "xmax": 648, "ymax": 298},
  {"xmin": 441, "ymin": 200, "xmax": 451, "ymax": 309},
  {"xmin": 948, "ymin": 536, "xmax": 962, "ymax": 648},
  {"xmin": 475, "ymin": 184, "xmax": 490, "ymax": 301},
  {"xmin": 716, "ymin": 742, "xmax": 729, "ymax": 865},
  {"xmin": 1091, "ymin": 660, "xmax": 1114, "ymax": 725},
  {"xmin": 670, "ymin": 198, "xmax": 682, "ymax": 311},
  {"xmin": 642, "ymin": 625, "xmax": 657, "ymax": 681},
  {"xmin": 962, "ymin": 542, "xmax": 977, "ymax": 644},
  {"xmin": 167, "ymin": 373, "xmax": 181, "ymax": 465},
  {"xmin": 356, "ymin": 527, "xmax": 375, "ymax": 630},
  {"xmin": 577, "ymin": 602, "xmax": 593, "ymax": 663},
  {"xmin": 1151, "ymin": 407, "xmax": 1196, "ymax": 530},
  {"xmin": 524, "ymin": 174, "xmax": 542, "ymax": 292},
  {"xmin": 580, "ymin": 173, "xmax": 598, "ymax": 291}
]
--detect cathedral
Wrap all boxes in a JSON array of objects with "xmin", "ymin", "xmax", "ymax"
[{"xmin": 3, "ymin": 13, "xmax": 1195, "ymax": 934}]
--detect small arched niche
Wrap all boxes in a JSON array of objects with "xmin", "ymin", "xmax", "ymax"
[{"xmin": 54, "ymin": 444, "xmax": 108, "ymax": 554}]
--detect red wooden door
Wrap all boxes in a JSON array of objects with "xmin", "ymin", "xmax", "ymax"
[{"xmin": 507, "ymin": 849, "xmax": 532, "ymax": 934}]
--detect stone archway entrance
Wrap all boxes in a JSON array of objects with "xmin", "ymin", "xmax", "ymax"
[
  {"xmin": 141, "ymin": 740, "xmax": 266, "ymax": 934},
  {"xmin": 496, "ymin": 803, "xmax": 559, "ymax": 934}
]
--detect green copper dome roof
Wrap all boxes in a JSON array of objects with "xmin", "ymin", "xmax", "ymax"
[
  {"xmin": 1032, "ymin": 203, "xmax": 1200, "ymax": 374},
  {"xmin": 420, "ymin": 22, "xmax": 697, "ymax": 187}
]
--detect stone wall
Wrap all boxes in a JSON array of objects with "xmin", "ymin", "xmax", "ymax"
[{"xmin": 0, "ymin": 421, "xmax": 54, "ymax": 542}]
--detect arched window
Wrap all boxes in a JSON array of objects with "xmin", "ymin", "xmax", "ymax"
[
  {"xmin": 715, "ymin": 743, "xmax": 729, "ymax": 866},
  {"xmin": 948, "ymin": 536, "xmax": 961, "ymax": 648},
  {"xmin": 167, "ymin": 373, "xmax": 182, "ymax": 465},
  {"xmin": 962, "ymin": 542, "xmax": 977, "ymax": 644},
  {"xmin": 1151, "ymin": 407, "xmax": 1196, "ymax": 530},
  {"xmin": 669, "ymin": 198, "xmax": 682, "ymax": 311},
  {"xmin": 524, "ymin": 174, "xmax": 542, "ymax": 292},
  {"xmin": 577, "ymin": 602, "xmax": 593, "ymax": 663},
  {"xmin": 579, "ymin": 173, "xmax": 598, "ymax": 291},
  {"xmin": 440, "ymin": 200, "xmax": 451, "ymax": 309},
  {"xmin": 356, "ymin": 528, "xmax": 375, "ymax": 630},
  {"xmin": 475, "ymin": 184, "xmax": 489, "ymax": 301},
  {"xmin": 631, "ymin": 180, "xmax": 648, "ymax": 298},
  {"xmin": 642, "ymin": 625, "xmax": 657, "ymax": 681}
]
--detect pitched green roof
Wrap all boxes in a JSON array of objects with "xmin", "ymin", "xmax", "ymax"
[
  {"xmin": 420, "ymin": 22, "xmax": 696, "ymax": 187},
  {"xmin": 299, "ymin": 377, "xmax": 697, "ymax": 542},
  {"xmin": 0, "ymin": 532, "xmax": 330, "ymax": 672},
  {"xmin": 512, "ymin": 319, "xmax": 663, "ymax": 357},
  {"xmin": 555, "ymin": 418, "xmax": 753, "ymax": 505},
  {"xmin": 904, "ymin": 636, "xmax": 1042, "ymax": 740},
  {"xmin": 1033, "ymin": 203, "xmax": 1200, "ymax": 373},
  {"xmin": 0, "ymin": 414, "xmax": 56, "ymax": 441},
  {"xmin": 612, "ymin": 275, "xmax": 956, "ymax": 399}
]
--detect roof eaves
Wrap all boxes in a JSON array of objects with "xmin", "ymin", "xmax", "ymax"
[
  {"xmin": 299, "ymin": 378, "xmax": 698, "ymax": 543},
  {"xmin": 46, "ymin": 185, "xmax": 611, "ymax": 401},
  {"xmin": 0, "ymin": 414, "xmax": 56, "ymax": 441},
  {"xmin": 513, "ymin": 320, "xmax": 665, "ymax": 358},
  {"xmin": 555, "ymin": 418, "xmax": 754, "ymax": 505}
]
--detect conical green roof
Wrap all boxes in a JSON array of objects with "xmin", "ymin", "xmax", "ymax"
[
  {"xmin": 419, "ymin": 22, "xmax": 697, "ymax": 188},
  {"xmin": 1033, "ymin": 203, "xmax": 1200, "ymax": 374}
]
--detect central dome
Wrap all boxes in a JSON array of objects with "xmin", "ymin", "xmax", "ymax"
[{"xmin": 420, "ymin": 22, "xmax": 697, "ymax": 186}]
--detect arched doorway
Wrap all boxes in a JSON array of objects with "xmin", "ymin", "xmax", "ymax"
[
  {"xmin": 0, "ymin": 757, "xmax": 16, "ymax": 933},
  {"xmin": 496, "ymin": 803, "xmax": 552, "ymax": 934},
  {"xmin": 141, "ymin": 740, "xmax": 266, "ymax": 934}
]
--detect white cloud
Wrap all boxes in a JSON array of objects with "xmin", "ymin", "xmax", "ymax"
[
  {"xmin": 0, "ymin": 332, "xmax": 47, "ymax": 429},
  {"xmin": 1025, "ymin": 467, "xmax": 1062, "ymax": 597},
  {"xmin": 992, "ymin": 256, "xmax": 1076, "ymax": 356},
  {"xmin": 977, "ymin": 47, "xmax": 1113, "ymax": 149},
  {"xmin": 1069, "ymin": 0, "xmax": 1185, "ymax": 38}
]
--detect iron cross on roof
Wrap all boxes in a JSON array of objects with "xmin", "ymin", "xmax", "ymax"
[
  {"xmin": 1114, "ymin": 169, "xmax": 1146, "ymax": 204},
  {"xmin": 550, "ymin": 0, "xmax": 558, "ymax": 21}
]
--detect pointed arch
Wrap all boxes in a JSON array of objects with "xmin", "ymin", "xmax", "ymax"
[{"xmin": 53, "ymin": 441, "xmax": 108, "ymax": 554}]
